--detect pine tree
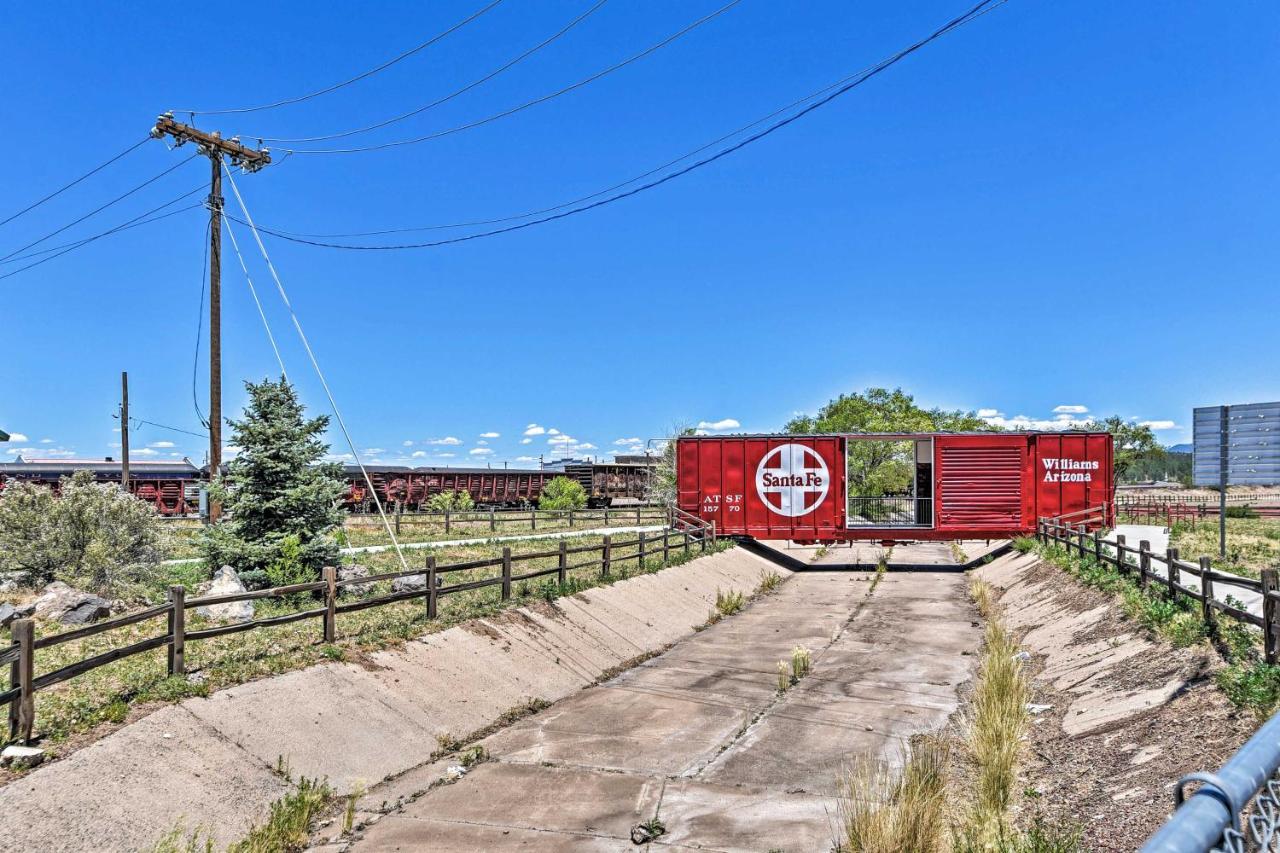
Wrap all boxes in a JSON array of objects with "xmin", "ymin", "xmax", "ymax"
[{"xmin": 201, "ymin": 378, "xmax": 344, "ymax": 584}]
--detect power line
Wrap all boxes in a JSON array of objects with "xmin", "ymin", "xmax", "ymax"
[
  {"xmin": 253, "ymin": 0, "xmax": 611, "ymax": 145},
  {"xmin": 0, "ymin": 137, "xmax": 151, "ymax": 229},
  {"xmin": 228, "ymin": 0, "xmax": 1006, "ymax": 251},
  {"xmin": 172, "ymin": 0, "xmax": 505, "ymax": 116},
  {"xmin": 0, "ymin": 184, "xmax": 205, "ymax": 265},
  {"xmin": 222, "ymin": 213, "xmax": 289, "ymax": 379},
  {"xmin": 220, "ymin": 161, "xmax": 410, "ymax": 573},
  {"xmin": 0, "ymin": 196, "xmax": 204, "ymax": 282},
  {"xmin": 0, "ymin": 154, "xmax": 199, "ymax": 262},
  {"xmin": 283, "ymin": 0, "xmax": 743, "ymax": 155},
  {"xmin": 130, "ymin": 417, "xmax": 209, "ymax": 439}
]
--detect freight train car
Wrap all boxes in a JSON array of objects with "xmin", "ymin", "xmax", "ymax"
[
  {"xmin": 342, "ymin": 466, "xmax": 559, "ymax": 511},
  {"xmin": 0, "ymin": 458, "xmax": 201, "ymax": 516},
  {"xmin": 562, "ymin": 462, "xmax": 653, "ymax": 508},
  {"xmin": 677, "ymin": 432, "xmax": 1114, "ymax": 543}
]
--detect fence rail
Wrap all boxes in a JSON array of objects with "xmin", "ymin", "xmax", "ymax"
[
  {"xmin": 1040, "ymin": 512, "xmax": 1280, "ymax": 852},
  {"xmin": 1117, "ymin": 500, "xmax": 1280, "ymax": 525},
  {"xmin": 3, "ymin": 515, "xmax": 714, "ymax": 744},
  {"xmin": 342, "ymin": 505, "xmax": 669, "ymax": 537}
]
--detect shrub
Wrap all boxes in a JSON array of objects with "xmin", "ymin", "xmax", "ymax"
[
  {"xmin": 1012, "ymin": 537, "xmax": 1038, "ymax": 554},
  {"xmin": 715, "ymin": 588, "xmax": 745, "ymax": 616},
  {"xmin": 0, "ymin": 470, "xmax": 169, "ymax": 598},
  {"xmin": 425, "ymin": 489, "xmax": 475, "ymax": 512},
  {"xmin": 1226, "ymin": 504, "xmax": 1260, "ymax": 519},
  {"xmin": 538, "ymin": 476, "xmax": 588, "ymax": 510}
]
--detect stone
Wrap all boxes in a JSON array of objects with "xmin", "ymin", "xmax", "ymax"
[
  {"xmin": 0, "ymin": 604, "xmax": 16, "ymax": 628},
  {"xmin": 195, "ymin": 566, "xmax": 255, "ymax": 623},
  {"xmin": 1, "ymin": 745, "xmax": 46, "ymax": 770},
  {"xmin": 391, "ymin": 573, "xmax": 427, "ymax": 594},
  {"xmin": 32, "ymin": 582, "xmax": 112, "ymax": 625},
  {"xmin": 0, "ymin": 572, "xmax": 30, "ymax": 594},
  {"xmin": 338, "ymin": 564, "xmax": 369, "ymax": 584}
]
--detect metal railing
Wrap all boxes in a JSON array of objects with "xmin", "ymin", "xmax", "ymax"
[
  {"xmin": 847, "ymin": 496, "xmax": 931, "ymax": 527},
  {"xmin": 1141, "ymin": 710, "xmax": 1280, "ymax": 851}
]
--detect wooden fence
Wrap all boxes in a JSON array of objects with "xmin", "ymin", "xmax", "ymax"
[
  {"xmin": 1037, "ymin": 516, "xmax": 1280, "ymax": 663},
  {"xmin": 4, "ymin": 511, "xmax": 715, "ymax": 744},
  {"xmin": 346, "ymin": 505, "xmax": 671, "ymax": 537},
  {"xmin": 1116, "ymin": 500, "xmax": 1280, "ymax": 525}
]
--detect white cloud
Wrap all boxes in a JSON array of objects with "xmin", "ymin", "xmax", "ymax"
[
  {"xmin": 6, "ymin": 433, "xmax": 28, "ymax": 443},
  {"xmin": 402, "ymin": 440, "xmax": 414, "ymax": 447},
  {"xmin": 1052, "ymin": 405, "xmax": 1089, "ymax": 414},
  {"xmin": 148, "ymin": 441, "xmax": 176, "ymax": 448},
  {"xmin": 548, "ymin": 435, "xmax": 575, "ymax": 445},
  {"xmin": 696, "ymin": 418, "xmax": 740, "ymax": 431},
  {"xmin": 693, "ymin": 429, "xmax": 710, "ymax": 436},
  {"xmin": 547, "ymin": 428, "xmax": 561, "ymax": 436},
  {"xmin": 520, "ymin": 438, "xmax": 532, "ymax": 445},
  {"xmin": 515, "ymin": 455, "xmax": 536, "ymax": 462},
  {"xmin": 425, "ymin": 437, "xmax": 462, "ymax": 446},
  {"xmin": 436, "ymin": 452, "xmax": 456, "ymax": 458},
  {"xmin": 132, "ymin": 447, "xmax": 159, "ymax": 457},
  {"xmin": 476, "ymin": 440, "xmax": 488, "ymax": 446},
  {"xmin": 363, "ymin": 448, "xmax": 386, "ymax": 456},
  {"xmin": 469, "ymin": 447, "xmax": 494, "ymax": 456},
  {"xmin": 979, "ymin": 412, "xmax": 1091, "ymax": 431},
  {"xmin": 479, "ymin": 432, "xmax": 500, "ymax": 439},
  {"xmin": 576, "ymin": 443, "xmax": 597, "ymax": 450},
  {"xmin": 1139, "ymin": 420, "xmax": 1178, "ymax": 430},
  {"xmin": 523, "ymin": 425, "xmax": 546, "ymax": 436},
  {"xmin": 39, "ymin": 438, "xmax": 53, "ymax": 444},
  {"xmin": 613, "ymin": 437, "xmax": 642, "ymax": 446},
  {"xmin": 976, "ymin": 409, "xmax": 1002, "ymax": 418},
  {"xmin": 411, "ymin": 450, "xmax": 427, "ymax": 458},
  {"xmin": 325, "ymin": 453, "xmax": 355, "ymax": 462}
]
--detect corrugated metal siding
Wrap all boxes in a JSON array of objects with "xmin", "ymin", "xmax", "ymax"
[{"xmin": 938, "ymin": 445, "xmax": 1024, "ymax": 527}]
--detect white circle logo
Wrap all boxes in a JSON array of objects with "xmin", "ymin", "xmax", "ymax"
[{"xmin": 756, "ymin": 444, "xmax": 830, "ymax": 517}]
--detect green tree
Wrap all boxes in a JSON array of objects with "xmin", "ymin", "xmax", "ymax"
[
  {"xmin": 0, "ymin": 470, "xmax": 168, "ymax": 598},
  {"xmin": 201, "ymin": 378, "xmax": 344, "ymax": 584},
  {"xmin": 1082, "ymin": 416, "xmax": 1160, "ymax": 484},
  {"xmin": 785, "ymin": 387, "xmax": 995, "ymax": 496},
  {"xmin": 425, "ymin": 489, "xmax": 475, "ymax": 512},
  {"xmin": 651, "ymin": 425, "xmax": 696, "ymax": 505},
  {"xmin": 539, "ymin": 476, "xmax": 588, "ymax": 510}
]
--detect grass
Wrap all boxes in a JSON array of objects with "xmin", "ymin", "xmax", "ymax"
[
  {"xmin": 777, "ymin": 645, "xmax": 813, "ymax": 693},
  {"xmin": 4, "ymin": 535, "xmax": 734, "ymax": 746},
  {"xmin": 756, "ymin": 569, "xmax": 783, "ymax": 594},
  {"xmin": 714, "ymin": 588, "xmax": 746, "ymax": 616},
  {"xmin": 1168, "ymin": 516, "xmax": 1280, "ymax": 580},
  {"xmin": 1034, "ymin": 538, "xmax": 1280, "ymax": 716},
  {"xmin": 836, "ymin": 738, "xmax": 951, "ymax": 853},
  {"xmin": 148, "ymin": 777, "xmax": 332, "ymax": 853}
]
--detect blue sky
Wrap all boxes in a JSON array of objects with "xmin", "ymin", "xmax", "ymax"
[{"xmin": 1, "ymin": 1, "xmax": 1276, "ymax": 467}]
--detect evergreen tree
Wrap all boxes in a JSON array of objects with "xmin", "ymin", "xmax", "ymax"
[{"xmin": 202, "ymin": 378, "xmax": 344, "ymax": 584}]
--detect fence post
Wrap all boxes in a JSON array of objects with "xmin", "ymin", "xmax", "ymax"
[
  {"xmin": 11, "ymin": 619, "xmax": 33, "ymax": 744},
  {"xmin": 1115, "ymin": 535, "xmax": 1126, "ymax": 572},
  {"xmin": 638, "ymin": 531, "xmax": 647, "ymax": 569},
  {"xmin": 604, "ymin": 507, "xmax": 610, "ymax": 525},
  {"xmin": 1138, "ymin": 541, "xmax": 1150, "ymax": 588},
  {"xmin": 395, "ymin": 500, "xmax": 402, "ymax": 536},
  {"xmin": 323, "ymin": 566, "xmax": 337, "ymax": 642},
  {"xmin": 602, "ymin": 535, "xmax": 612, "ymax": 578},
  {"xmin": 530, "ymin": 509, "xmax": 537, "ymax": 531},
  {"xmin": 427, "ymin": 556, "xmax": 438, "ymax": 620},
  {"xmin": 558, "ymin": 540, "xmax": 568, "ymax": 586},
  {"xmin": 488, "ymin": 508, "xmax": 495, "ymax": 532},
  {"xmin": 684, "ymin": 528, "xmax": 691, "ymax": 558},
  {"xmin": 167, "ymin": 585, "xmax": 186, "ymax": 676},
  {"xmin": 1077, "ymin": 525, "xmax": 1087, "ymax": 557},
  {"xmin": 1093, "ymin": 530, "xmax": 1102, "ymax": 564},
  {"xmin": 7, "ymin": 626, "xmax": 21, "ymax": 741},
  {"xmin": 1261, "ymin": 568, "xmax": 1280, "ymax": 665},
  {"xmin": 1166, "ymin": 547, "xmax": 1180, "ymax": 599},
  {"xmin": 568, "ymin": 508, "xmax": 574, "ymax": 527},
  {"xmin": 710, "ymin": 520, "xmax": 717, "ymax": 545},
  {"xmin": 636, "ymin": 507, "xmax": 642, "ymax": 526},
  {"xmin": 1200, "ymin": 556, "xmax": 1216, "ymax": 631},
  {"xmin": 501, "ymin": 547, "xmax": 512, "ymax": 600},
  {"xmin": 445, "ymin": 510, "xmax": 451, "ymax": 534},
  {"xmin": 663, "ymin": 528, "xmax": 671, "ymax": 565},
  {"xmin": 700, "ymin": 523, "xmax": 707, "ymax": 552}
]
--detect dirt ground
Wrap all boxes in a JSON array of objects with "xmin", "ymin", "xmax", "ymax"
[{"xmin": 978, "ymin": 555, "xmax": 1259, "ymax": 851}]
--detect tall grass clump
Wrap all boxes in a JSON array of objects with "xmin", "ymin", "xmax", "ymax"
[
  {"xmin": 960, "ymin": 579, "xmax": 1030, "ymax": 844},
  {"xmin": 837, "ymin": 739, "xmax": 951, "ymax": 853}
]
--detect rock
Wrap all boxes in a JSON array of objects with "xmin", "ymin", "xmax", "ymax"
[
  {"xmin": 1027, "ymin": 703, "xmax": 1053, "ymax": 715},
  {"xmin": 0, "ymin": 604, "xmax": 16, "ymax": 628},
  {"xmin": 195, "ymin": 566, "xmax": 255, "ymax": 623},
  {"xmin": 338, "ymin": 564, "xmax": 369, "ymax": 583},
  {"xmin": 1, "ymin": 744, "xmax": 46, "ymax": 770},
  {"xmin": 0, "ymin": 571, "xmax": 30, "ymax": 594},
  {"xmin": 391, "ymin": 573, "xmax": 427, "ymax": 594},
  {"xmin": 32, "ymin": 582, "xmax": 112, "ymax": 624}
]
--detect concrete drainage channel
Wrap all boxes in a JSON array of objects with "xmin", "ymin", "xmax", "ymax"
[{"xmin": 331, "ymin": 541, "xmax": 984, "ymax": 852}]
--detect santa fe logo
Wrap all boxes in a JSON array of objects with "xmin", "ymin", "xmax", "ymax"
[{"xmin": 756, "ymin": 444, "xmax": 830, "ymax": 517}]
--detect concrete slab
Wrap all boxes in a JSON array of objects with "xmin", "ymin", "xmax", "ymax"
[
  {"xmin": 0, "ymin": 705, "xmax": 290, "ymax": 852},
  {"xmin": 655, "ymin": 778, "xmax": 838, "ymax": 853}
]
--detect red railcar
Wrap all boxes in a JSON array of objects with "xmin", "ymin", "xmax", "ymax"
[
  {"xmin": 677, "ymin": 432, "xmax": 1114, "ymax": 543},
  {"xmin": 0, "ymin": 459, "xmax": 200, "ymax": 516},
  {"xmin": 342, "ymin": 466, "xmax": 558, "ymax": 511}
]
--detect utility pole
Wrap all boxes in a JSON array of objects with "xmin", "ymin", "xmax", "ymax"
[
  {"xmin": 150, "ymin": 114, "xmax": 270, "ymax": 522},
  {"xmin": 120, "ymin": 371, "xmax": 130, "ymax": 494}
]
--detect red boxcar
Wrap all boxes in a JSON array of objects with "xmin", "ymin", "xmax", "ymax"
[{"xmin": 677, "ymin": 432, "xmax": 1114, "ymax": 543}]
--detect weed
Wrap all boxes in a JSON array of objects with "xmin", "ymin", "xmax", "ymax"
[
  {"xmin": 950, "ymin": 541, "xmax": 968, "ymax": 564},
  {"xmin": 342, "ymin": 782, "xmax": 365, "ymax": 835},
  {"xmin": 458, "ymin": 744, "xmax": 488, "ymax": 768},
  {"xmin": 777, "ymin": 660, "xmax": 791, "ymax": 693},
  {"xmin": 228, "ymin": 776, "xmax": 331, "ymax": 853},
  {"xmin": 837, "ymin": 738, "xmax": 950, "ymax": 852},
  {"xmin": 868, "ymin": 557, "xmax": 888, "ymax": 594},
  {"xmin": 1217, "ymin": 662, "xmax": 1280, "ymax": 713},
  {"xmin": 146, "ymin": 824, "xmax": 215, "ymax": 853},
  {"xmin": 435, "ymin": 732, "xmax": 462, "ymax": 753},
  {"xmin": 757, "ymin": 569, "xmax": 783, "ymax": 594},
  {"xmin": 1012, "ymin": 537, "xmax": 1038, "ymax": 555},
  {"xmin": 715, "ymin": 588, "xmax": 745, "ymax": 616},
  {"xmin": 273, "ymin": 754, "xmax": 291, "ymax": 782},
  {"xmin": 791, "ymin": 645, "xmax": 812, "ymax": 680},
  {"xmin": 319, "ymin": 645, "xmax": 345, "ymax": 662}
]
